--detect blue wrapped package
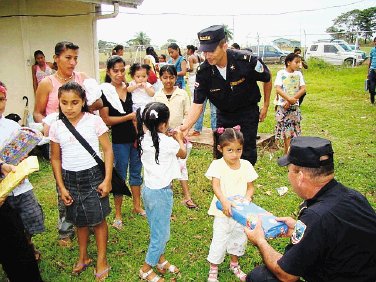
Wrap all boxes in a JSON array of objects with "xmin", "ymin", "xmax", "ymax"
[{"xmin": 216, "ymin": 195, "xmax": 288, "ymax": 239}]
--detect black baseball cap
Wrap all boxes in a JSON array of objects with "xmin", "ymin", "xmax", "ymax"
[
  {"xmin": 277, "ymin": 136, "xmax": 334, "ymax": 168},
  {"xmin": 197, "ymin": 25, "xmax": 225, "ymax": 52}
]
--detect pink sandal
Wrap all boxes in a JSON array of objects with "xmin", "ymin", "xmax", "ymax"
[{"xmin": 230, "ymin": 264, "xmax": 247, "ymax": 281}]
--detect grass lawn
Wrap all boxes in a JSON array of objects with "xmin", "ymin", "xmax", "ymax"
[{"xmin": 1, "ymin": 61, "xmax": 375, "ymax": 281}]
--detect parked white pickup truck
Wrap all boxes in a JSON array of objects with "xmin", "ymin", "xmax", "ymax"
[{"xmin": 306, "ymin": 41, "xmax": 364, "ymax": 66}]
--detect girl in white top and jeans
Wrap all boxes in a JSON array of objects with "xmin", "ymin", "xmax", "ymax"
[{"xmin": 136, "ymin": 102, "xmax": 186, "ymax": 282}]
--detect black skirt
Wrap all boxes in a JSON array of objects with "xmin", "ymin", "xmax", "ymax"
[{"xmin": 62, "ymin": 165, "xmax": 110, "ymax": 227}]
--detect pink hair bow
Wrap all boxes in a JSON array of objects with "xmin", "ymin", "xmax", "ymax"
[{"xmin": 216, "ymin": 125, "xmax": 241, "ymax": 134}]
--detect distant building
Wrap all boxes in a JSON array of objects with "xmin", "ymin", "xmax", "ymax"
[
  {"xmin": 0, "ymin": 0, "xmax": 143, "ymax": 117},
  {"xmin": 273, "ymin": 38, "xmax": 301, "ymax": 48}
]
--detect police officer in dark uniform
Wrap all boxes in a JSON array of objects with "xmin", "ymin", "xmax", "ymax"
[
  {"xmin": 245, "ymin": 136, "xmax": 376, "ymax": 282},
  {"xmin": 180, "ymin": 25, "xmax": 272, "ymax": 165}
]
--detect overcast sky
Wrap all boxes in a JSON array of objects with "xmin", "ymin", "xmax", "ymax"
[{"xmin": 97, "ymin": 0, "xmax": 375, "ymax": 48}]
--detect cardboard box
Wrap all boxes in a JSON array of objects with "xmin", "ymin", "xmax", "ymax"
[
  {"xmin": 216, "ymin": 195, "xmax": 288, "ymax": 239},
  {"xmin": 0, "ymin": 156, "xmax": 39, "ymax": 201}
]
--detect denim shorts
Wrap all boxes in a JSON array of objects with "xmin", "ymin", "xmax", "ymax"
[{"xmin": 62, "ymin": 165, "xmax": 111, "ymax": 227}]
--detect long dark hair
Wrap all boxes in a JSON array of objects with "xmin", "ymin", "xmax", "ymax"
[
  {"xmin": 33, "ymin": 50, "xmax": 45, "ymax": 65},
  {"xmin": 112, "ymin": 44, "xmax": 124, "ymax": 55},
  {"xmin": 57, "ymin": 81, "xmax": 89, "ymax": 120},
  {"xmin": 168, "ymin": 43, "xmax": 182, "ymax": 56},
  {"xmin": 105, "ymin": 55, "xmax": 126, "ymax": 83},
  {"xmin": 146, "ymin": 46, "xmax": 159, "ymax": 63},
  {"xmin": 136, "ymin": 102, "xmax": 170, "ymax": 164}
]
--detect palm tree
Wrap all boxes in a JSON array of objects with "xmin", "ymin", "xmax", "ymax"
[
  {"xmin": 130, "ymin": 31, "xmax": 151, "ymax": 47},
  {"xmin": 223, "ymin": 24, "xmax": 233, "ymax": 41}
]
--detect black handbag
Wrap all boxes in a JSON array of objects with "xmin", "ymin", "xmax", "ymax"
[{"xmin": 60, "ymin": 116, "xmax": 131, "ymax": 196}]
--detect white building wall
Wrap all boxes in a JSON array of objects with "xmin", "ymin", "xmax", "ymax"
[{"xmin": 0, "ymin": 0, "xmax": 97, "ymax": 118}]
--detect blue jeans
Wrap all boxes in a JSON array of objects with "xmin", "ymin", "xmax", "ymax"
[
  {"xmin": 142, "ymin": 186, "xmax": 173, "ymax": 266},
  {"xmin": 112, "ymin": 143, "xmax": 142, "ymax": 189},
  {"xmin": 193, "ymin": 98, "xmax": 217, "ymax": 132}
]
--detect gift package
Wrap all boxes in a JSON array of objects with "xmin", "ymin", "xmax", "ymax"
[
  {"xmin": 0, "ymin": 127, "xmax": 43, "ymax": 165},
  {"xmin": 216, "ymin": 195, "xmax": 288, "ymax": 239},
  {"xmin": 0, "ymin": 156, "xmax": 39, "ymax": 201}
]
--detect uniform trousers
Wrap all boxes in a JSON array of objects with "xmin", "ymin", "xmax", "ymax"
[
  {"xmin": 215, "ymin": 106, "xmax": 259, "ymax": 165},
  {"xmin": 0, "ymin": 201, "xmax": 42, "ymax": 282}
]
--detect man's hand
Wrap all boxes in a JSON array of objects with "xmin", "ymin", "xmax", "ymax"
[
  {"xmin": 244, "ymin": 217, "xmax": 266, "ymax": 246},
  {"xmin": 259, "ymin": 105, "xmax": 268, "ymax": 122},
  {"xmin": 275, "ymin": 217, "xmax": 296, "ymax": 237},
  {"xmin": 178, "ymin": 124, "xmax": 190, "ymax": 138}
]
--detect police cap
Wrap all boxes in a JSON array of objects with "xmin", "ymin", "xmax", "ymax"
[
  {"xmin": 197, "ymin": 25, "xmax": 225, "ymax": 52},
  {"xmin": 277, "ymin": 136, "xmax": 334, "ymax": 168}
]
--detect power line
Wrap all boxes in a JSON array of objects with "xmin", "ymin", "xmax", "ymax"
[{"xmin": 0, "ymin": 0, "xmax": 369, "ymax": 18}]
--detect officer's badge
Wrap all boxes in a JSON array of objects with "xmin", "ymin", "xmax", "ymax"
[
  {"xmin": 291, "ymin": 220, "xmax": 306, "ymax": 244},
  {"xmin": 255, "ymin": 60, "xmax": 264, "ymax": 73},
  {"xmin": 230, "ymin": 64, "xmax": 235, "ymax": 70}
]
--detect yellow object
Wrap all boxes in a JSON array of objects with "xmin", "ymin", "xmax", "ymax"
[{"xmin": 0, "ymin": 156, "xmax": 39, "ymax": 201}]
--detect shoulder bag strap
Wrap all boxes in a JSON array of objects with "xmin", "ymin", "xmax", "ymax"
[{"xmin": 60, "ymin": 116, "xmax": 104, "ymax": 167}]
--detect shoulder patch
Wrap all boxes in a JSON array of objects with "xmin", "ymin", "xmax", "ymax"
[
  {"xmin": 291, "ymin": 220, "xmax": 306, "ymax": 244},
  {"xmin": 255, "ymin": 60, "xmax": 264, "ymax": 73}
]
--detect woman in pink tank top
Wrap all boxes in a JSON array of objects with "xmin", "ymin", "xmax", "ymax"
[
  {"xmin": 34, "ymin": 41, "xmax": 102, "ymax": 122},
  {"xmin": 31, "ymin": 50, "xmax": 55, "ymax": 93}
]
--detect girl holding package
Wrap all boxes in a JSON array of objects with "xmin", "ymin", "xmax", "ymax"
[
  {"xmin": 205, "ymin": 128, "xmax": 258, "ymax": 282},
  {"xmin": 136, "ymin": 102, "xmax": 186, "ymax": 282},
  {"xmin": 274, "ymin": 53, "xmax": 306, "ymax": 154}
]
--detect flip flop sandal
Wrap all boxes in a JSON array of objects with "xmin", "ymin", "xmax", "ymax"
[
  {"xmin": 156, "ymin": 260, "xmax": 180, "ymax": 275},
  {"xmin": 94, "ymin": 266, "xmax": 111, "ymax": 281},
  {"xmin": 182, "ymin": 199, "xmax": 198, "ymax": 209},
  {"xmin": 139, "ymin": 268, "xmax": 164, "ymax": 282},
  {"xmin": 72, "ymin": 258, "xmax": 92, "ymax": 275}
]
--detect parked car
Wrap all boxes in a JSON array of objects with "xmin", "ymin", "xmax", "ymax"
[
  {"xmin": 250, "ymin": 45, "xmax": 290, "ymax": 64},
  {"xmin": 348, "ymin": 44, "xmax": 367, "ymax": 60},
  {"xmin": 305, "ymin": 41, "xmax": 364, "ymax": 66}
]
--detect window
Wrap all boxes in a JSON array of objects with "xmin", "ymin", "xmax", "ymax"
[
  {"xmin": 324, "ymin": 45, "xmax": 338, "ymax": 53},
  {"xmin": 310, "ymin": 45, "xmax": 318, "ymax": 51}
]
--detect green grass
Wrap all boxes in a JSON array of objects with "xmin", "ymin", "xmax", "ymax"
[{"xmin": 1, "ymin": 62, "xmax": 375, "ymax": 281}]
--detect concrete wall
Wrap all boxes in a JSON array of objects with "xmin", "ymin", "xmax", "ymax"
[{"xmin": 0, "ymin": 0, "xmax": 98, "ymax": 119}]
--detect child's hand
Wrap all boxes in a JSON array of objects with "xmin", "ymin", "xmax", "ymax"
[
  {"xmin": 283, "ymin": 101, "xmax": 290, "ymax": 110},
  {"xmin": 222, "ymin": 200, "xmax": 234, "ymax": 217},
  {"xmin": 97, "ymin": 180, "xmax": 111, "ymax": 198},
  {"xmin": 61, "ymin": 188, "xmax": 73, "ymax": 206},
  {"xmin": 172, "ymin": 129, "xmax": 184, "ymax": 142},
  {"xmin": 288, "ymin": 97, "xmax": 298, "ymax": 105}
]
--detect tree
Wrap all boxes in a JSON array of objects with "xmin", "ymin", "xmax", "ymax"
[
  {"xmin": 327, "ymin": 8, "xmax": 376, "ymax": 43},
  {"xmin": 127, "ymin": 31, "xmax": 151, "ymax": 47}
]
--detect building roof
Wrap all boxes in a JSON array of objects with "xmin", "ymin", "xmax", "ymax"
[{"xmin": 77, "ymin": 0, "xmax": 143, "ymax": 8}]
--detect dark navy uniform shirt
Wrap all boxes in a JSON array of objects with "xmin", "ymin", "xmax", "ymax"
[
  {"xmin": 193, "ymin": 49, "xmax": 270, "ymax": 114},
  {"xmin": 278, "ymin": 179, "xmax": 376, "ymax": 282}
]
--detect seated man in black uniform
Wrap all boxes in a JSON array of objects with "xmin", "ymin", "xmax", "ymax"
[
  {"xmin": 180, "ymin": 25, "xmax": 272, "ymax": 165},
  {"xmin": 245, "ymin": 136, "xmax": 376, "ymax": 282}
]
